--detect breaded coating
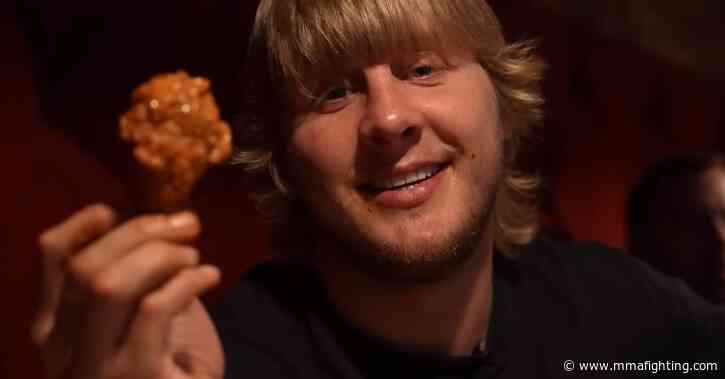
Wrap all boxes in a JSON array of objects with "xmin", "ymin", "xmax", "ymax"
[{"xmin": 120, "ymin": 71, "xmax": 232, "ymax": 212}]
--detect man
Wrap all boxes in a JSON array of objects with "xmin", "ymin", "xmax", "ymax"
[
  {"xmin": 628, "ymin": 153, "xmax": 725, "ymax": 304},
  {"xmin": 32, "ymin": 1, "xmax": 724, "ymax": 378}
]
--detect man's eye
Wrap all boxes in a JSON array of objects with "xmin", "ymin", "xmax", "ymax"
[
  {"xmin": 322, "ymin": 86, "xmax": 350, "ymax": 101},
  {"xmin": 311, "ymin": 84, "xmax": 354, "ymax": 113},
  {"xmin": 410, "ymin": 65, "xmax": 434, "ymax": 78}
]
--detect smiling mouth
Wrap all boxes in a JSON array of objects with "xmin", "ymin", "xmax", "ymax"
[{"xmin": 360, "ymin": 164, "xmax": 446, "ymax": 194}]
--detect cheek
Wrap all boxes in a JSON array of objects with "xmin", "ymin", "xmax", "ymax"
[
  {"xmin": 430, "ymin": 72, "xmax": 500, "ymax": 153},
  {"xmin": 454, "ymin": 99, "xmax": 501, "ymax": 171},
  {"xmin": 456, "ymin": 83, "xmax": 503, "ymax": 190},
  {"xmin": 288, "ymin": 117, "xmax": 358, "ymax": 189},
  {"xmin": 469, "ymin": 76, "xmax": 501, "ymax": 142}
]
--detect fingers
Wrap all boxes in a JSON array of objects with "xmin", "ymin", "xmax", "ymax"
[
  {"xmin": 33, "ymin": 203, "xmax": 208, "ymax": 379},
  {"xmin": 76, "ymin": 242, "xmax": 201, "ymax": 359},
  {"xmin": 42, "ymin": 288, "xmax": 82, "ymax": 379},
  {"xmin": 123, "ymin": 265, "xmax": 220, "ymax": 364},
  {"xmin": 33, "ymin": 204, "xmax": 117, "ymax": 346},
  {"xmin": 37, "ymin": 204, "xmax": 118, "ymax": 257},
  {"xmin": 34, "ymin": 203, "xmax": 117, "ymax": 378},
  {"xmin": 67, "ymin": 211, "xmax": 200, "ymax": 283}
]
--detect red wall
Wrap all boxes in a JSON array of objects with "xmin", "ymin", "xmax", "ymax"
[{"xmin": 494, "ymin": 2, "xmax": 724, "ymax": 247}]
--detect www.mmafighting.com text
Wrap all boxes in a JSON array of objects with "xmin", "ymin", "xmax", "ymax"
[{"xmin": 562, "ymin": 360, "xmax": 719, "ymax": 374}]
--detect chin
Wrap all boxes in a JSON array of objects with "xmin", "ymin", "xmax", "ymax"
[
  {"xmin": 326, "ymin": 202, "xmax": 490, "ymax": 285},
  {"xmin": 308, "ymin": 160, "xmax": 500, "ymax": 284}
]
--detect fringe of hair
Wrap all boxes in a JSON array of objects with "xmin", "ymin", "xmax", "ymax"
[{"xmin": 232, "ymin": 0, "xmax": 546, "ymax": 254}]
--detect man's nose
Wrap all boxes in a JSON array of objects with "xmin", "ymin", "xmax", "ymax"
[{"xmin": 358, "ymin": 67, "xmax": 422, "ymax": 153}]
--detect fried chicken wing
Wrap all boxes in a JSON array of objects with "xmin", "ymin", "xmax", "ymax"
[{"xmin": 119, "ymin": 71, "xmax": 232, "ymax": 212}]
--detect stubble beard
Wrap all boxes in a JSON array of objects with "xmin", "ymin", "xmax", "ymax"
[{"xmin": 314, "ymin": 172, "xmax": 500, "ymax": 286}]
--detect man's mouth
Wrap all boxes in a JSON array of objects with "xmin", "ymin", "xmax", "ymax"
[{"xmin": 360, "ymin": 164, "xmax": 446, "ymax": 193}]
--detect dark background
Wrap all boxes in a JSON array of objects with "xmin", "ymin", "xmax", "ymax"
[{"xmin": 2, "ymin": 1, "xmax": 724, "ymax": 377}]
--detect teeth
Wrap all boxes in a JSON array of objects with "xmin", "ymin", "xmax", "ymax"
[{"xmin": 371, "ymin": 165, "xmax": 440, "ymax": 191}]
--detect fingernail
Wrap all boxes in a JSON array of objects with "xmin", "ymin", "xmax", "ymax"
[{"xmin": 169, "ymin": 212, "xmax": 196, "ymax": 228}]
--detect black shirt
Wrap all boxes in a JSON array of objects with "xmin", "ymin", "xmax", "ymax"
[{"xmin": 211, "ymin": 239, "xmax": 725, "ymax": 378}]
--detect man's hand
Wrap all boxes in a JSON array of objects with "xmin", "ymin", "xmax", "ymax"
[{"xmin": 31, "ymin": 204, "xmax": 224, "ymax": 379}]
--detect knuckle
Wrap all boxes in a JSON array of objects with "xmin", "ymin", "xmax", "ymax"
[
  {"xmin": 167, "ymin": 245, "xmax": 200, "ymax": 266},
  {"xmin": 139, "ymin": 239, "xmax": 175, "ymax": 256},
  {"xmin": 176, "ymin": 268, "xmax": 203, "ymax": 289},
  {"xmin": 141, "ymin": 240, "xmax": 198, "ymax": 264},
  {"xmin": 67, "ymin": 258, "xmax": 93, "ymax": 286},
  {"xmin": 88, "ymin": 203, "xmax": 114, "ymax": 219},
  {"xmin": 129, "ymin": 216, "xmax": 167, "ymax": 237},
  {"xmin": 68, "ymin": 258, "xmax": 93, "ymax": 283},
  {"xmin": 29, "ymin": 320, "xmax": 49, "ymax": 348},
  {"xmin": 37, "ymin": 204, "xmax": 117, "ymax": 257},
  {"xmin": 40, "ymin": 247, "xmax": 69, "ymax": 270},
  {"xmin": 139, "ymin": 294, "xmax": 168, "ymax": 317},
  {"xmin": 87, "ymin": 203, "xmax": 117, "ymax": 228},
  {"xmin": 37, "ymin": 229, "xmax": 62, "ymax": 256},
  {"xmin": 89, "ymin": 275, "xmax": 126, "ymax": 303},
  {"xmin": 180, "ymin": 246, "xmax": 200, "ymax": 265},
  {"xmin": 159, "ymin": 247, "xmax": 199, "ymax": 269},
  {"xmin": 37, "ymin": 229, "xmax": 55, "ymax": 250}
]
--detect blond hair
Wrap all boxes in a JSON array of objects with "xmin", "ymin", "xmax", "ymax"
[{"xmin": 233, "ymin": 0, "xmax": 545, "ymax": 254}]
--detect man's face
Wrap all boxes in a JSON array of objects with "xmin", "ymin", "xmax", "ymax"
[
  {"xmin": 658, "ymin": 165, "xmax": 725, "ymax": 303},
  {"xmin": 698, "ymin": 166, "xmax": 725, "ymax": 302},
  {"xmin": 285, "ymin": 50, "xmax": 502, "ymax": 281}
]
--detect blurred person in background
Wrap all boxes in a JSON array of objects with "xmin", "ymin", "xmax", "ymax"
[{"xmin": 628, "ymin": 152, "xmax": 725, "ymax": 304}]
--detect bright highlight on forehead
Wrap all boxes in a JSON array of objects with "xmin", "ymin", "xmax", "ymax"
[{"xmin": 256, "ymin": 0, "xmax": 504, "ymax": 93}]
